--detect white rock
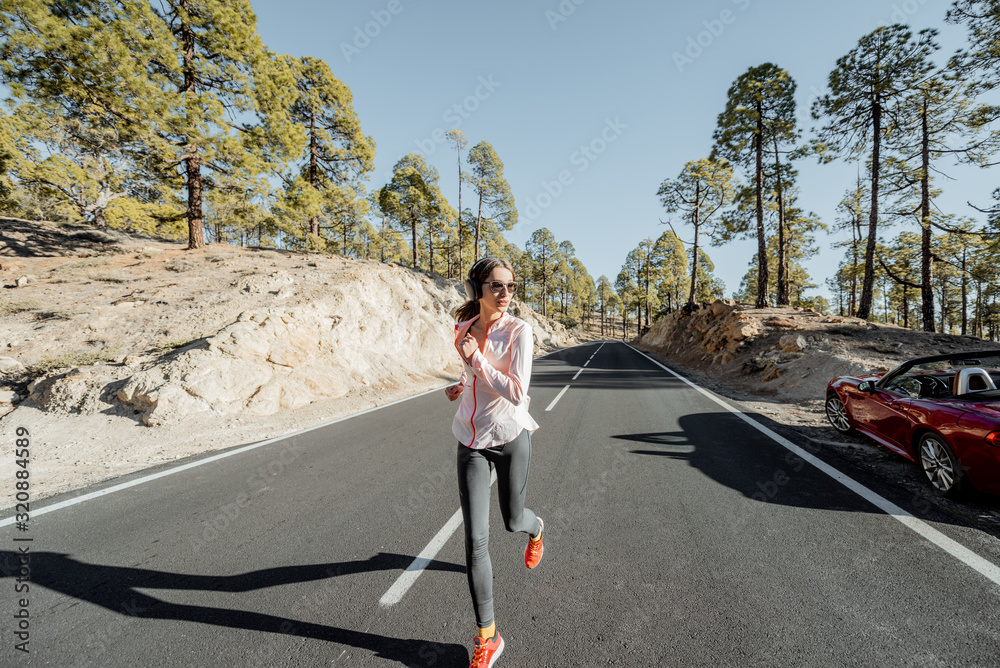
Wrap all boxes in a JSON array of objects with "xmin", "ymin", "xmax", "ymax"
[
  {"xmin": 779, "ymin": 334, "xmax": 808, "ymax": 353},
  {"xmin": 0, "ymin": 357, "xmax": 25, "ymax": 375}
]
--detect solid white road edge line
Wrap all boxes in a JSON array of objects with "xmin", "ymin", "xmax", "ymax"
[
  {"xmin": 545, "ymin": 385, "xmax": 571, "ymax": 412},
  {"xmin": 380, "ymin": 469, "xmax": 497, "ymax": 607},
  {"xmin": 625, "ymin": 342, "xmax": 1000, "ymax": 588}
]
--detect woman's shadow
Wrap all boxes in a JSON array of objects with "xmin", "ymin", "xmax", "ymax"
[{"xmin": 1, "ymin": 550, "xmax": 468, "ymax": 666}]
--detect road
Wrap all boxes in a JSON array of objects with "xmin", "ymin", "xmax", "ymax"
[{"xmin": 3, "ymin": 340, "xmax": 1000, "ymax": 667}]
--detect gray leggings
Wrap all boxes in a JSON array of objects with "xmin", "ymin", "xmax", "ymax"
[{"xmin": 457, "ymin": 429, "xmax": 540, "ymax": 628}]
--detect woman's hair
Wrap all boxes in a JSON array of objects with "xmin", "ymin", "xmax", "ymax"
[{"xmin": 454, "ymin": 257, "xmax": 515, "ymax": 322}]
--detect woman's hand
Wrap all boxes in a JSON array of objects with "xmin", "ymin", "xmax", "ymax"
[
  {"xmin": 445, "ymin": 383, "xmax": 464, "ymax": 401},
  {"xmin": 457, "ymin": 334, "xmax": 477, "ymax": 363}
]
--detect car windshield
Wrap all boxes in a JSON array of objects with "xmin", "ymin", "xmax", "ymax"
[
  {"xmin": 907, "ymin": 354, "xmax": 1000, "ymax": 374},
  {"xmin": 879, "ymin": 353, "xmax": 1000, "ymax": 399}
]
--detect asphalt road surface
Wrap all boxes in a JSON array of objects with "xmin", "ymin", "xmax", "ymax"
[{"xmin": 3, "ymin": 341, "xmax": 1000, "ymax": 667}]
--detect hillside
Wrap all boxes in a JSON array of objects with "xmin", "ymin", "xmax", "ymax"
[
  {"xmin": 0, "ymin": 218, "xmax": 576, "ymax": 506},
  {"xmin": 636, "ymin": 299, "xmax": 993, "ymax": 410}
]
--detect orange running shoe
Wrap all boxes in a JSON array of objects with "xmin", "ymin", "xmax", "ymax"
[
  {"xmin": 469, "ymin": 631, "xmax": 504, "ymax": 668},
  {"xmin": 525, "ymin": 517, "xmax": 543, "ymax": 568}
]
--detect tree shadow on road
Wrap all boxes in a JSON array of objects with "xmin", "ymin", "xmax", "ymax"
[
  {"xmin": 613, "ymin": 411, "xmax": 1000, "ymax": 541},
  {"xmin": 0, "ymin": 550, "xmax": 467, "ymax": 666}
]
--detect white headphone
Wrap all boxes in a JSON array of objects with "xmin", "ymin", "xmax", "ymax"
[{"xmin": 464, "ymin": 257, "xmax": 499, "ymax": 301}]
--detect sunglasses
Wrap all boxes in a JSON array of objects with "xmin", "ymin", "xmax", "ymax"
[{"xmin": 484, "ymin": 281, "xmax": 517, "ymax": 295}]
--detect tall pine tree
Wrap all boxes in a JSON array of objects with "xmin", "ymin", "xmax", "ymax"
[
  {"xmin": 712, "ymin": 63, "xmax": 798, "ymax": 308},
  {"xmin": 812, "ymin": 25, "xmax": 936, "ymax": 319},
  {"xmin": 465, "ymin": 141, "xmax": 516, "ymax": 261}
]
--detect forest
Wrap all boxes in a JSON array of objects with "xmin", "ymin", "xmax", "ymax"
[{"xmin": 1, "ymin": 1, "xmax": 999, "ymax": 339}]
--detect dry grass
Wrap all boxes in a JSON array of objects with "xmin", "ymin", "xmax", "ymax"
[
  {"xmin": 0, "ymin": 299, "xmax": 41, "ymax": 316},
  {"xmin": 89, "ymin": 272, "xmax": 131, "ymax": 283},
  {"xmin": 26, "ymin": 347, "xmax": 121, "ymax": 378},
  {"xmin": 50, "ymin": 257, "xmax": 111, "ymax": 274}
]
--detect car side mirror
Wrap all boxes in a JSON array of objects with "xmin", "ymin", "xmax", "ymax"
[{"xmin": 858, "ymin": 381, "xmax": 875, "ymax": 393}]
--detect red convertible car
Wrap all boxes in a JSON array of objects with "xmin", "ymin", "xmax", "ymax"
[{"xmin": 825, "ymin": 350, "xmax": 1000, "ymax": 497}]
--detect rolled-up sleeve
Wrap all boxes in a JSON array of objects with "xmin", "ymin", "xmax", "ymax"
[{"xmin": 469, "ymin": 324, "xmax": 532, "ymax": 406}]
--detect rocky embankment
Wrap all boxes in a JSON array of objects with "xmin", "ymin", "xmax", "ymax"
[
  {"xmin": 0, "ymin": 218, "xmax": 576, "ymax": 505},
  {"xmin": 638, "ymin": 300, "xmax": 869, "ymax": 403},
  {"xmin": 636, "ymin": 298, "xmax": 993, "ymax": 404}
]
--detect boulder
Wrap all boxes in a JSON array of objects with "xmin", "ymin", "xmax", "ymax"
[
  {"xmin": 779, "ymin": 334, "xmax": 808, "ymax": 353},
  {"xmin": 762, "ymin": 364, "xmax": 782, "ymax": 382},
  {"xmin": 0, "ymin": 357, "xmax": 26, "ymax": 376}
]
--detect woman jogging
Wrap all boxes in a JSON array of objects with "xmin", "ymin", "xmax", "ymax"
[{"xmin": 445, "ymin": 256, "xmax": 544, "ymax": 668}]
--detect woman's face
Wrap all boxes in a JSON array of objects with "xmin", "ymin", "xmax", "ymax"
[{"xmin": 481, "ymin": 266, "xmax": 515, "ymax": 312}]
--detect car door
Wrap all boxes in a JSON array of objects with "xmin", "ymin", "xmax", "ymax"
[{"xmin": 864, "ymin": 385, "xmax": 914, "ymax": 455}]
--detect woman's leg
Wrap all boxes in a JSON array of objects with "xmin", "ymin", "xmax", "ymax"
[
  {"xmin": 494, "ymin": 430, "xmax": 541, "ymax": 536},
  {"xmin": 456, "ymin": 444, "xmax": 495, "ymax": 628}
]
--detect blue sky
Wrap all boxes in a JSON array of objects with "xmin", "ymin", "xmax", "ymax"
[{"xmin": 253, "ymin": 0, "xmax": 993, "ymax": 304}]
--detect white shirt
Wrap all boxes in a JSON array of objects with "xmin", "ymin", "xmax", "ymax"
[{"xmin": 452, "ymin": 312, "xmax": 540, "ymax": 449}]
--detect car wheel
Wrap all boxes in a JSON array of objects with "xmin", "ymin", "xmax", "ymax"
[
  {"xmin": 825, "ymin": 393, "xmax": 853, "ymax": 434},
  {"xmin": 918, "ymin": 434, "xmax": 968, "ymax": 498}
]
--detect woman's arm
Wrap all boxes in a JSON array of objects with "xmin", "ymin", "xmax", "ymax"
[
  {"xmin": 467, "ymin": 324, "xmax": 532, "ymax": 405},
  {"xmin": 444, "ymin": 370, "xmax": 467, "ymax": 401}
]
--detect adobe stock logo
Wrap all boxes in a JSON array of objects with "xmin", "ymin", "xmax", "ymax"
[
  {"xmin": 672, "ymin": 0, "xmax": 752, "ymax": 73},
  {"xmin": 522, "ymin": 117, "xmax": 627, "ymax": 222},
  {"xmin": 545, "ymin": 0, "xmax": 588, "ymax": 31},
  {"xmin": 414, "ymin": 75, "xmax": 502, "ymax": 157},
  {"xmin": 340, "ymin": 0, "xmax": 413, "ymax": 63}
]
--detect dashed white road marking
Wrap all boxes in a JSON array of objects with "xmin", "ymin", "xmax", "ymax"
[
  {"xmin": 379, "ymin": 470, "xmax": 496, "ymax": 607},
  {"xmin": 545, "ymin": 385, "xmax": 571, "ymax": 412},
  {"xmin": 380, "ymin": 340, "xmax": 604, "ymax": 605}
]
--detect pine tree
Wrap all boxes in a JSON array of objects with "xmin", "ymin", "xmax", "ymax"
[
  {"xmin": 624, "ymin": 238, "xmax": 664, "ymax": 329},
  {"xmin": 830, "ymin": 177, "xmax": 869, "ymax": 316},
  {"xmin": 570, "ymin": 257, "xmax": 596, "ymax": 330},
  {"xmin": 693, "ymin": 249, "xmax": 725, "ymax": 303},
  {"xmin": 285, "ymin": 56, "xmax": 374, "ymax": 244},
  {"xmin": 812, "ymin": 25, "xmax": 937, "ymax": 320},
  {"xmin": 465, "ymin": 141, "xmax": 516, "ymax": 261},
  {"xmin": 597, "ymin": 275, "xmax": 614, "ymax": 336},
  {"xmin": 948, "ymin": 1, "xmax": 1000, "ymax": 92},
  {"xmin": 615, "ymin": 269, "xmax": 640, "ymax": 337},
  {"xmin": 881, "ymin": 49, "xmax": 989, "ymax": 333},
  {"xmin": 0, "ymin": 106, "xmax": 34, "ymax": 215},
  {"xmin": 1, "ymin": 0, "xmax": 303, "ymax": 249},
  {"xmin": 446, "ymin": 129, "xmax": 469, "ymax": 275},
  {"xmin": 712, "ymin": 63, "xmax": 798, "ymax": 308},
  {"xmin": 526, "ymin": 227, "xmax": 558, "ymax": 317},
  {"xmin": 657, "ymin": 158, "xmax": 736, "ymax": 307},
  {"xmin": 652, "ymin": 230, "xmax": 688, "ymax": 315},
  {"xmin": 380, "ymin": 154, "xmax": 449, "ymax": 270},
  {"xmin": 1, "ymin": 1, "xmax": 173, "ymax": 223}
]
